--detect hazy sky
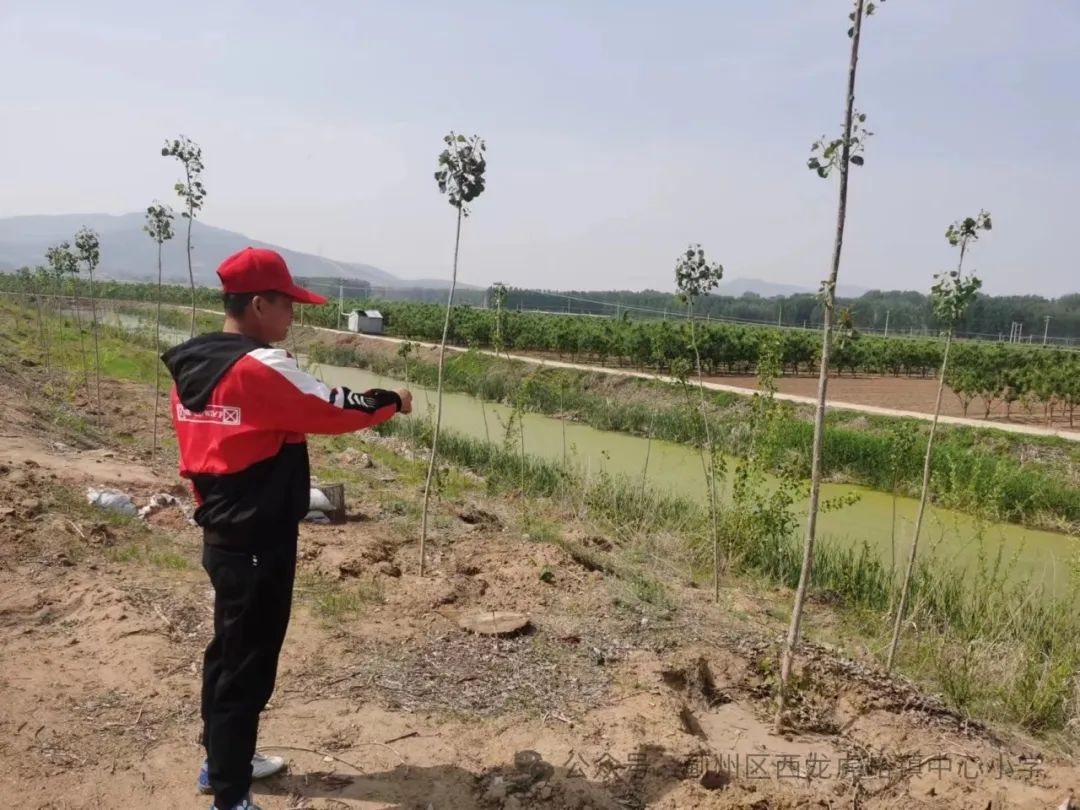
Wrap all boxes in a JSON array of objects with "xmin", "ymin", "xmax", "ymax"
[{"xmin": 2, "ymin": 1, "xmax": 1077, "ymax": 295}]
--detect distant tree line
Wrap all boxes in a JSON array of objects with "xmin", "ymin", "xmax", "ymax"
[{"xmin": 492, "ymin": 287, "xmax": 1080, "ymax": 341}]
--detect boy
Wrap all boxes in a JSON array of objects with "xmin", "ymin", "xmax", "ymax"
[{"xmin": 162, "ymin": 247, "xmax": 411, "ymax": 810}]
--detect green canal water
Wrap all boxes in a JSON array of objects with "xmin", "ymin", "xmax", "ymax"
[{"xmin": 312, "ymin": 362, "xmax": 1078, "ymax": 598}]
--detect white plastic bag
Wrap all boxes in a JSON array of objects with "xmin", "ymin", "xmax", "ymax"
[
  {"xmin": 308, "ymin": 488, "xmax": 333, "ymax": 512},
  {"xmin": 86, "ymin": 488, "xmax": 138, "ymax": 517},
  {"xmin": 137, "ymin": 493, "xmax": 179, "ymax": 520}
]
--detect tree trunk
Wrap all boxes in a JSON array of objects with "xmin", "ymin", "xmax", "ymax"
[
  {"xmin": 641, "ymin": 409, "xmax": 656, "ymax": 503},
  {"xmin": 519, "ymin": 410, "xmax": 526, "ymax": 499},
  {"xmin": 55, "ymin": 286, "xmax": 67, "ymax": 379},
  {"xmin": 71, "ymin": 281, "xmax": 93, "ymax": 414},
  {"xmin": 419, "ymin": 208, "xmax": 463, "ymax": 577},
  {"xmin": 889, "ymin": 482, "xmax": 898, "ymax": 598},
  {"xmin": 775, "ymin": 0, "xmax": 866, "ymax": 733},
  {"xmin": 87, "ymin": 268, "xmax": 104, "ymax": 423},
  {"xmin": 496, "ymin": 300, "xmax": 503, "ymax": 357},
  {"xmin": 689, "ymin": 307, "xmax": 721, "ymax": 602},
  {"xmin": 560, "ymin": 387, "xmax": 567, "ymax": 465},
  {"xmin": 886, "ymin": 332, "xmax": 952, "ymax": 671},
  {"xmin": 19, "ymin": 287, "xmax": 32, "ymax": 336},
  {"xmin": 152, "ymin": 241, "xmax": 164, "ymax": 464},
  {"xmin": 35, "ymin": 294, "xmax": 50, "ymax": 371},
  {"xmin": 185, "ymin": 169, "xmax": 196, "ymax": 338}
]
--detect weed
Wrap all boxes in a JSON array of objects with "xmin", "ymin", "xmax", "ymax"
[
  {"xmin": 107, "ymin": 542, "xmax": 191, "ymax": 570},
  {"xmin": 299, "ymin": 574, "xmax": 384, "ymax": 623}
]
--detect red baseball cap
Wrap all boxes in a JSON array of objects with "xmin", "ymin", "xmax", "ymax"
[{"xmin": 216, "ymin": 247, "xmax": 328, "ymax": 305}]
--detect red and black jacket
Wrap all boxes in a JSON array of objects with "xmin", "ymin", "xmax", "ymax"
[{"xmin": 162, "ymin": 333, "xmax": 401, "ymax": 547}]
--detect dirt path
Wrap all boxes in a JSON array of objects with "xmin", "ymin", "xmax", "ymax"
[{"xmin": 0, "ymin": 356, "xmax": 1077, "ymax": 809}]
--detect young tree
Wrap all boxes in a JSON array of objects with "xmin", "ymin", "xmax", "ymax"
[
  {"xmin": 419, "ymin": 132, "xmax": 487, "ymax": 576},
  {"xmin": 674, "ymin": 244, "xmax": 724, "ymax": 600},
  {"xmin": 831, "ymin": 307, "xmax": 860, "ymax": 375},
  {"xmin": 45, "ymin": 249, "xmax": 67, "ymax": 308},
  {"xmin": 32, "ymin": 265, "xmax": 52, "ymax": 371},
  {"xmin": 397, "ymin": 340, "xmax": 415, "ymax": 386},
  {"xmin": 162, "ymin": 135, "xmax": 206, "ymax": 336},
  {"xmin": 1062, "ymin": 355, "xmax": 1080, "ymax": 428},
  {"xmin": 46, "ymin": 242, "xmax": 83, "ymax": 388},
  {"xmin": 885, "ymin": 421, "xmax": 917, "ymax": 593},
  {"xmin": 483, "ymin": 282, "xmax": 508, "ymax": 442},
  {"xmin": 491, "ymin": 281, "xmax": 508, "ymax": 357},
  {"xmin": 776, "ymin": 0, "xmax": 882, "ymax": 733},
  {"xmin": 14, "ymin": 267, "xmax": 32, "ymax": 333},
  {"xmin": 74, "ymin": 228, "xmax": 104, "ymax": 421},
  {"xmin": 144, "ymin": 202, "xmax": 176, "ymax": 463},
  {"xmin": 886, "ymin": 212, "xmax": 988, "ymax": 671}
]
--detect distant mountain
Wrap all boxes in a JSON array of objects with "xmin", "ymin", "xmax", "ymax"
[
  {"xmin": 717, "ymin": 277, "xmax": 869, "ymax": 299},
  {"xmin": 0, "ymin": 213, "xmax": 464, "ymax": 292}
]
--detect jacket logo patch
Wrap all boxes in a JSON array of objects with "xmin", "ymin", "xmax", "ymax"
[{"xmin": 176, "ymin": 404, "xmax": 242, "ymax": 425}]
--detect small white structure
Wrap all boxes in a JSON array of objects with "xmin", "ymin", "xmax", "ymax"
[{"xmin": 347, "ymin": 309, "xmax": 384, "ymax": 335}]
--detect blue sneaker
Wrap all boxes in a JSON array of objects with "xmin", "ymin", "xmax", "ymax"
[
  {"xmin": 198, "ymin": 752, "xmax": 287, "ymax": 794},
  {"xmin": 210, "ymin": 796, "xmax": 262, "ymax": 810}
]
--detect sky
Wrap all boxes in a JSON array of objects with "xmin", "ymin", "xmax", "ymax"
[{"xmin": 1, "ymin": 1, "xmax": 1077, "ymax": 296}]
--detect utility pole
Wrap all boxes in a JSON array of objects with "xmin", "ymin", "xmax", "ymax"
[
  {"xmin": 1043, "ymin": 315, "xmax": 1051, "ymax": 346},
  {"xmin": 338, "ymin": 281, "xmax": 344, "ymax": 329},
  {"xmin": 883, "ymin": 309, "xmax": 890, "ymax": 338}
]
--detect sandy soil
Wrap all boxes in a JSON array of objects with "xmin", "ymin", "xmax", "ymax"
[
  {"xmin": 0, "ymin": 360, "xmax": 1077, "ymax": 810},
  {"xmin": 708, "ymin": 373, "xmax": 1075, "ymax": 431}
]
